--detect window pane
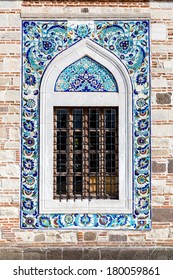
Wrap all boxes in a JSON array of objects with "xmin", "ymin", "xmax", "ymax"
[
  {"xmin": 56, "ymin": 176, "xmax": 66, "ymax": 194},
  {"xmin": 106, "ymin": 132, "xmax": 115, "ymax": 150},
  {"xmin": 57, "ymin": 109, "xmax": 67, "ymax": 129},
  {"xmin": 105, "ymin": 109, "xmax": 116, "ymax": 129},
  {"xmin": 106, "ymin": 176, "xmax": 118, "ymax": 197},
  {"xmin": 57, "ymin": 154, "xmax": 66, "ymax": 172},
  {"xmin": 89, "ymin": 132, "xmax": 99, "ymax": 150},
  {"xmin": 57, "ymin": 132, "xmax": 67, "ymax": 150},
  {"xmin": 73, "ymin": 132, "xmax": 82, "ymax": 150},
  {"xmin": 90, "ymin": 176, "xmax": 97, "ymax": 194},
  {"xmin": 89, "ymin": 109, "xmax": 99, "ymax": 129},
  {"xmin": 73, "ymin": 154, "xmax": 82, "ymax": 172},
  {"xmin": 73, "ymin": 109, "xmax": 82, "ymax": 129},
  {"xmin": 73, "ymin": 176, "xmax": 82, "ymax": 194},
  {"xmin": 90, "ymin": 154, "xmax": 99, "ymax": 172},
  {"xmin": 106, "ymin": 153, "xmax": 115, "ymax": 173}
]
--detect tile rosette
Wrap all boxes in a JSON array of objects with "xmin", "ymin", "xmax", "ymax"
[{"xmin": 21, "ymin": 20, "xmax": 150, "ymax": 229}]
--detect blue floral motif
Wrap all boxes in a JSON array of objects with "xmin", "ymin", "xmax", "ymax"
[
  {"xmin": 138, "ymin": 119, "xmax": 149, "ymax": 131},
  {"xmin": 99, "ymin": 215, "xmax": 108, "ymax": 226},
  {"xmin": 23, "ymin": 159, "xmax": 34, "ymax": 170},
  {"xmin": 117, "ymin": 215, "xmax": 128, "ymax": 226},
  {"xmin": 80, "ymin": 214, "xmax": 91, "ymax": 226},
  {"xmin": 25, "ymin": 75, "xmax": 36, "ymax": 86},
  {"xmin": 137, "ymin": 175, "xmax": 147, "ymax": 185},
  {"xmin": 138, "ymin": 158, "xmax": 149, "ymax": 169},
  {"xmin": 64, "ymin": 214, "xmax": 74, "ymax": 225},
  {"xmin": 38, "ymin": 37, "xmax": 56, "ymax": 53},
  {"xmin": 25, "ymin": 176, "xmax": 35, "ymax": 186},
  {"xmin": 21, "ymin": 20, "xmax": 150, "ymax": 230},
  {"xmin": 136, "ymin": 74, "xmax": 147, "ymax": 85},
  {"xmin": 55, "ymin": 56, "xmax": 118, "ymax": 92},
  {"xmin": 116, "ymin": 36, "xmax": 133, "ymax": 54},
  {"xmin": 23, "ymin": 198, "xmax": 34, "ymax": 210},
  {"xmin": 23, "ymin": 120, "xmax": 34, "ymax": 132}
]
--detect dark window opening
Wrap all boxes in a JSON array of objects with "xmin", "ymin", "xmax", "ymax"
[{"xmin": 54, "ymin": 107, "xmax": 119, "ymax": 200}]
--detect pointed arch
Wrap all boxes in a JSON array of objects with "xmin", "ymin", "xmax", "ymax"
[{"xmin": 39, "ymin": 38, "xmax": 133, "ymax": 214}]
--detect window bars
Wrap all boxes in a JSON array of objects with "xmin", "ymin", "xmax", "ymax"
[{"xmin": 54, "ymin": 107, "xmax": 119, "ymax": 200}]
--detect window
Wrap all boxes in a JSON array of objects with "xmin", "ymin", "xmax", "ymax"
[
  {"xmin": 22, "ymin": 20, "xmax": 150, "ymax": 230},
  {"xmin": 54, "ymin": 107, "xmax": 119, "ymax": 200},
  {"xmin": 39, "ymin": 38, "xmax": 132, "ymax": 214}
]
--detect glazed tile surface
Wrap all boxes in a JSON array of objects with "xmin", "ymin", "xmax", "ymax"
[{"xmin": 22, "ymin": 20, "xmax": 151, "ymax": 229}]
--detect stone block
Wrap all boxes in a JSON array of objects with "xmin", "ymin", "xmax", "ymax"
[
  {"xmin": 9, "ymin": 105, "xmax": 20, "ymax": 113},
  {"xmin": 61, "ymin": 232, "xmax": 77, "ymax": 243},
  {"xmin": 152, "ymin": 149, "xmax": 169, "ymax": 157},
  {"xmin": 152, "ymin": 209, "xmax": 173, "ymax": 222},
  {"xmin": 128, "ymin": 235, "xmax": 145, "ymax": 242},
  {"xmin": 0, "ymin": 127, "xmax": 7, "ymax": 139},
  {"xmin": 84, "ymin": 232, "xmax": 96, "ymax": 241},
  {"xmin": 0, "ymin": 77, "xmax": 11, "ymax": 86},
  {"xmin": 0, "ymin": 150, "xmax": 16, "ymax": 162},
  {"xmin": 0, "ymin": 1, "xmax": 21, "ymax": 8},
  {"xmin": 1, "ymin": 114, "xmax": 19, "ymax": 123},
  {"xmin": 152, "ymin": 110, "xmax": 173, "ymax": 121},
  {"xmin": 16, "ymin": 232, "xmax": 35, "ymax": 242},
  {"xmin": 8, "ymin": 14, "xmax": 20, "ymax": 28},
  {"xmin": 152, "ymin": 125, "xmax": 173, "ymax": 137},
  {"xmin": 63, "ymin": 249, "xmax": 83, "ymax": 260},
  {"xmin": 23, "ymin": 249, "xmax": 46, "ymax": 260},
  {"xmin": 0, "ymin": 14, "xmax": 19, "ymax": 28},
  {"xmin": 3, "ymin": 57, "xmax": 20, "ymax": 72},
  {"xmin": 9, "ymin": 127, "xmax": 20, "ymax": 140},
  {"xmin": 0, "ymin": 44, "xmax": 20, "ymax": 54},
  {"xmin": 152, "ymin": 161, "xmax": 166, "ymax": 173},
  {"xmin": 119, "ymin": 249, "xmax": 149, "ymax": 260},
  {"xmin": 152, "ymin": 138, "xmax": 169, "ymax": 148},
  {"xmin": 0, "ymin": 194, "xmax": 19, "ymax": 203},
  {"xmin": 151, "ymin": 23, "xmax": 167, "ymax": 41},
  {"xmin": 0, "ymin": 250, "xmax": 22, "ymax": 260},
  {"xmin": 168, "ymin": 160, "xmax": 173, "ymax": 173},
  {"xmin": 0, "ymin": 31, "xmax": 20, "ymax": 41},
  {"xmin": 34, "ymin": 234, "xmax": 45, "ymax": 242},
  {"xmin": 109, "ymin": 234, "xmax": 127, "ymax": 242},
  {"xmin": 1, "ymin": 179, "xmax": 19, "ymax": 189},
  {"xmin": 83, "ymin": 249, "xmax": 99, "ymax": 260},
  {"xmin": 152, "ymin": 78, "xmax": 167, "ymax": 88},
  {"xmin": 151, "ymin": 9, "xmax": 173, "ymax": 20},
  {"xmin": 47, "ymin": 249, "xmax": 62, "ymax": 260},
  {"xmin": 170, "ymin": 196, "xmax": 173, "ymax": 206},
  {"xmin": 0, "ymin": 207, "xmax": 18, "ymax": 217},
  {"xmin": 147, "ymin": 228, "xmax": 169, "ymax": 239},
  {"xmin": 1, "ymin": 90, "xmax": 20, "ymax": 102},
  {"xmin": 156, "ymin": 93, "xmax": 172, "ymax": 104},
  {"xmin": 152, "ymin": 196, "xmax": 165, "ymax": 206},
  {"xmin": 163, "ymin": 187, "xmax": 173, "ymax": 195},
  {"xmin": 149, "ymin": 249, "xmax": 173, "ymax": 260},
  {"xmin": 4, "ymin": 142, "xmax": 19, "ymax": 149},
  {"xmin": 100, "ymin": 249, "xmax": 120, "ymax": 260},
  {"xmin": 0, "ymin": 164, "xmax": 19, "ymax": 177},
  {"xmin": 12, "ymin": 76, "xmax": 20, "ymax": 87},
  {"xmin": 163, "ymin": 60, "xmax": 173, "ymax": 70}
]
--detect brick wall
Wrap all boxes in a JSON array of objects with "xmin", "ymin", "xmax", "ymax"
[{"xmin": 0, "ymin": 0, "xmax": 173, "ymax": 259}]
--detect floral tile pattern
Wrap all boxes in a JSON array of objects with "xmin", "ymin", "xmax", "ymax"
[
  {"xmin": 55, "ymin": 55, "xmax": 118, "ymax": 92},
  {"xmin": 21, "ymin": 20, "xmax": 151, "ymax": 230}
]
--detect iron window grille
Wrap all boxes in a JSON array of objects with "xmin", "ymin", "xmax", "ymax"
[{"xmin": 54, "ymin": 107, "xmax": 119, "ymax": 201}]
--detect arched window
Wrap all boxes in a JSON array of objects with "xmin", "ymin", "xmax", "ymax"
[{"xmin": 40, "ymin": 38, "xmax": 132, "ymax": 214}]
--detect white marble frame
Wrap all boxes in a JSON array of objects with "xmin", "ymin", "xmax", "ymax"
[{"xmin": 39, "ymin": 38, "xmax": 133, "ymax": 214}]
